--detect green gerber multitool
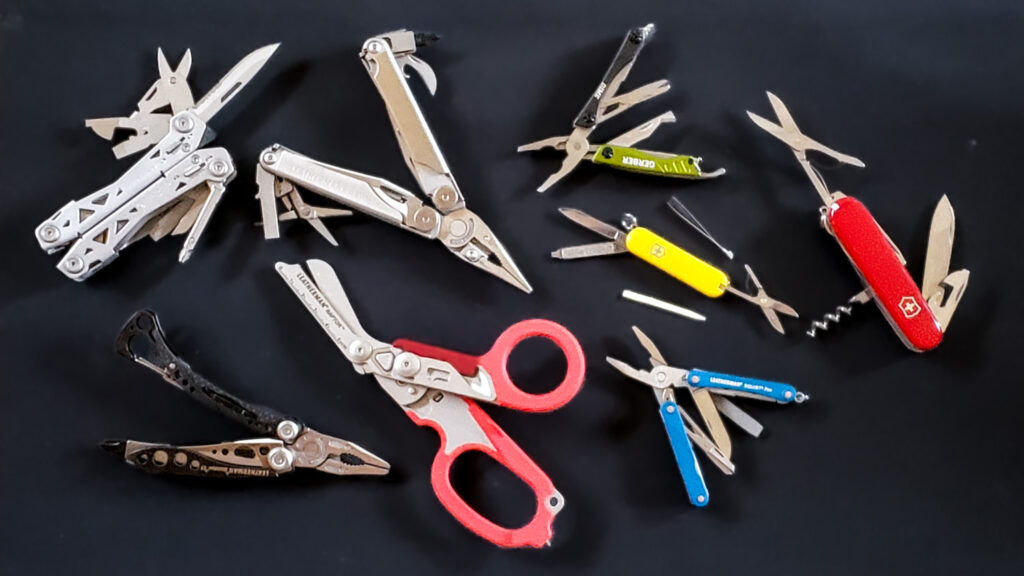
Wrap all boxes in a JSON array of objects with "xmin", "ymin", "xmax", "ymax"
[{"xmin": 517, "ymin": 23, "xmax": 725, "ymax": 192}]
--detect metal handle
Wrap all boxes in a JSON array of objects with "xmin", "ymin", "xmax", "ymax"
[
  {"xmin": 687, "ymin": 369, "xmax": 804, "ymax": 404},
  {"xmin": 573, "ymin": 24, "xmax": 653, "ymax": 128},
  {"xmin": 592, "ymin": 145, "xmax": 708, "ymax": 179},
  {"xmin": 658, "ymin": 401, "xmax": 709, "ymax": 507},
  {"xmin": 115, "ymin": 310, "xmax": 293, "ymax": 437}
]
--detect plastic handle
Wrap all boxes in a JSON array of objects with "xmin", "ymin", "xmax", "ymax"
[
  {"xmin": 659, "ymin": 401, "xmax": 709, "ymax": 507},
  {"xmin": 393, "ymin": 319, "xmax": 586, "ymax": 412},
  {"xmin": 625, "ymin": 227, "xmax": 729, "ymax": 298},
  {"xmin": 404, "ymin": 397, "xmax": 564, "ymax": 548},
  {"xmin": 827, "ymin": 197, "xmax": 943, "ymax": 352},
  {"xmin": 687, "ymin": 369, "xmax": 799, "ymax": 404},
  {"xmin": 592, "ymin": 145, "xmax": 706, "ymax": 178}
]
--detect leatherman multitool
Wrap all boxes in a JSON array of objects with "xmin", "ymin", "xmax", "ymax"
[
  {"xmin": 552, "ymin": 208, "xmax": 799, "ymax": 334},
  {"xmin": 35, "ymin": 44, "xmax": 278, "ymax": 281},
  {"xmin": 748, "ymin": 92, "xmax": 969, "ymax": 351},
  {"xmin": 607, "ymin": 327, "xmax": 807, "ymax": 506},
  {"xmin": 518, "ymin": 23, "xmax": 724, "ymax": 192},
  {"xmin": 105, "ymin": 310, "xmax": 389, "ymax": 478},
  {"xmin": 277, "ymin": 259, "xmax": 586, "ymax": 547},
  {"xmin": 256, "ymin": 31, "xmax": 531, "ymax": 293}
]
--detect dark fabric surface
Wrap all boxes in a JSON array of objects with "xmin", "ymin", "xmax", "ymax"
[{"xmin": 1, "ymin": 1, "xmax": 1021, "ymax": 574}]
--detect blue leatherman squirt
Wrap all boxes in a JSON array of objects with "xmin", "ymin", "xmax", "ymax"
[{"xmin": 606, "ymin": 326, "xmax": 808, "ymax": 506}]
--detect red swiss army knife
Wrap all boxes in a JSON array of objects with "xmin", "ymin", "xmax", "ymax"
[{"xmin": 748, "ymin": 92, "xmax": 969, "ymax": 353}]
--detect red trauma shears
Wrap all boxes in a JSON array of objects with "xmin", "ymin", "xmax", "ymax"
[{"xmin": 277, "ymin": 259, "xmax": 586, "ymax": 548}]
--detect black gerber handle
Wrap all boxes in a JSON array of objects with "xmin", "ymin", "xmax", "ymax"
[{"xmin": 573, "ymin": 24, "xmax": 655, "ymax": 128}]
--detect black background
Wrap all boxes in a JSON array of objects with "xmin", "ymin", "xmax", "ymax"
[{"xmin": 1, "ymin": 1, "xmax": 1022, "ymax": 574}]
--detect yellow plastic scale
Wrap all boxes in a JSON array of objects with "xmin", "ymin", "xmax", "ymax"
[{"xmin": 551, "ymin": 209, "xmax": 798, "ymax": 333}]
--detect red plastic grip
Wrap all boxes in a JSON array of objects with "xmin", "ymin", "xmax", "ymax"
[
  {"xmin": 828, "ymin": 197, "xmax": 943, "ymax": 352},
  {"xmin": 404, "ymin": 399, "xmax": 563, "ymax": 548},
  {"xmin": 394, "ymin": 319, "xmax": 586, "ymax": 411}
]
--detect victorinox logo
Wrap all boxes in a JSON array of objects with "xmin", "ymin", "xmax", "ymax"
[{"xmin": 899, "ymin": 296, "xmax": 921, "ymax": 318}]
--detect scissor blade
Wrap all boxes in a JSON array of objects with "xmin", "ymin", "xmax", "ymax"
[
  {"xmin": 921, "ymin": 195, "xmax": 955, "ymax": 301},
  {"xmin": 444, "ymin": 209, "xmax": 532, "ymax": 293},
  {"xmin": 276, "ymin": 261, "xmax": 382, "ymax": 359},
  {"xmin": 558, "ymin": 208, "xmax": 624, "ymax": 242},
  {"xmin": 630, "ymin": 326, "xmax": 666, "ymax": 366},
  {"xmin": 751, "ymin": 92, "xmax": 866, "ymax": 168},
  {"xmin": 605, "ymin": 112, "xmax": 676, "ymax": 148},
  {"xmin": 305, "ymin": 259, "xmax": 370, "ymax": 338},
  {"xmin": 193, "ymin": 43, "xmax": 279, "ymax": 124}
]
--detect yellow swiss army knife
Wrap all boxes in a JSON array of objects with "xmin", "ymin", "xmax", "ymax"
[{"xmin": 551, "ymin": 208, "xmax": 799, "ymax": 334}]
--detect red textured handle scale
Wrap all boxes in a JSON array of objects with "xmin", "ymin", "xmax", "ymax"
[
  {"xmin": 394, "ymin": 319, "xmax": 586, "ymax": 412},
  {"xmin": 827, "ymin": 197, "xmax": 943, "ymax": 352},
  {"xmin": 403, "ymin": 398, "xmax": 563, "ymax": 548}
]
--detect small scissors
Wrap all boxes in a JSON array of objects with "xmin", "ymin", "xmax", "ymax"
[{"xmin": 277, "ymin": 259, "xmax": 586, "ymax": 548}]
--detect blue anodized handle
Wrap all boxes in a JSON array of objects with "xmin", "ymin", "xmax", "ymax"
[
  {"xmin": 659, "ymin": 400, "xmax": 709, "ymax": 507},
  {"xmin": 687, "ymin": 369, "xmax": 801, "ymax": 403}
]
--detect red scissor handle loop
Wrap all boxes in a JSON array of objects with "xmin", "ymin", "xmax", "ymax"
[
  {"xmin": 405, "ymin": 398, "xmax": 564, "ymax": 548},
  {"xmin": 393, "ymin": 318, "xmax": 586, "ymax": 411}
]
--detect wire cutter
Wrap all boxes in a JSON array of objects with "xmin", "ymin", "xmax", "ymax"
[
  {"xmin": 552, "ymin": 208, "xmax": 799, "ymax": 333},
  {"xmin": 748, "ymin": 92, "xmax": 969, "ymax": 351},
  {"xmin": 104, "ymin": 310, "xmax": 389, "ymax": 478},
  {"xmin": 518, "ymin": 24, "xmax": 724, "ymax": 192},
  {"xmin": 607, "ymin": 326, "xmax": 808, "ymax": 506},
  {"xmin": 256, "ymin": 30, "xmax": 531, "ymax": 293},
  {"xmin": 35, "ymin": 44, "xmax": 277, "ymax": 280},
  {"xmin": 277, "ymin": 259, "xmax": 586, "ymax": 548}
]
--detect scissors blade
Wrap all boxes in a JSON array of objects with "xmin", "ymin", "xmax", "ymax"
[
  {"xmin": 193, "ymin": 43, "xmax": 279, "ymax": 124},
  {"xmin": 750, "ymin": 92, "xmax": 866, "ymax": 168},
  {"xmin": 630, "ymin": 326, "xmax": 666, "ymax": 367},
  {"xmin": 442, "ymin": 209, "xmax": 532, "ymax": 293},
  {"xmin": 156, "ymin": 48, "xmax": 195, "ymax": 113},
  {"xmin": 305, "ymin": 259, "xmax": 370, "ymax": 338},
  {"xmin": 558, "ymin": 208, "xmax": 625, "ymax": 242}
]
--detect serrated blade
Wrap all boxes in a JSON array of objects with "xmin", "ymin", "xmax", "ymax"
[{"xmin": 193, "ymin": 43, "xmax": 279, "ymax": 124}]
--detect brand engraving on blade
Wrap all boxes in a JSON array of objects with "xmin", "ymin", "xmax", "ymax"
[
  {"xmin": 899, "ymin": 296, "xmax": 921, "ymax": 318},
  {"xmin": 593, "ymin": 82, "xmax": 607, "ymax": 100},
  {"xmin": 622, "ymin": 156, "xmax": 656, "ymax": 169}
]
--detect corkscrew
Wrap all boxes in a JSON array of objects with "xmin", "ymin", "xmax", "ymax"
[{"xmin": 806, "ymin": 291, "xmax": 872, "ymax": 338}]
